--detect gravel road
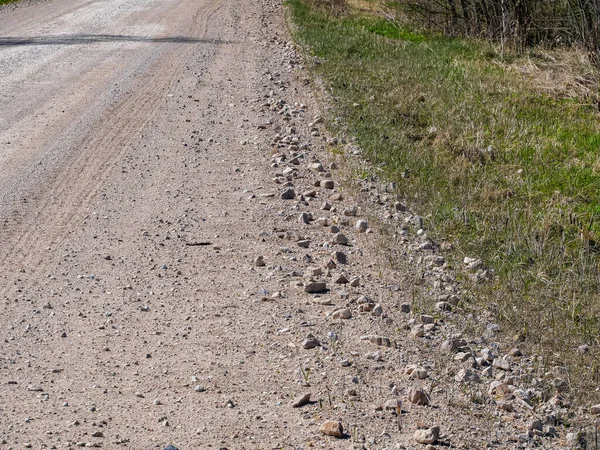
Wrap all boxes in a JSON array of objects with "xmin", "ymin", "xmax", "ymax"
[{"xmin": 0, "ymin": 0, "xmax": 577, "ymax": 448}]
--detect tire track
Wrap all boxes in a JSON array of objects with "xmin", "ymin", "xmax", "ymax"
[{"xmin": 0, "ymin": 0, "xmax": 224, "ymax": 276}]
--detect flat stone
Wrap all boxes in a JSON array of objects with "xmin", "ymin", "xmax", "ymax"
[
  {"xmin": 292, "ymin": 393, "xmax": 311, "ymax": 408},
  {"xmin": 362, "ymin": 335, "xmax": 392, "ymax": 347},
  {"xmin": 320, "ymin": 420, "xmax": 344, "ymax": 438},
  {"xmin": 306, "ymin": 267, "xmax": 322, "ymax": 277},
  {"xmin": 414, "ymin": 426, "xmax": 440, "ymax": 445},
  {"xmin": 320, "ymin": 180, "xmax": 335, "ymax": 189},
  {"xmin": 313, "ymin": 297, "xmax": 333, "ymax": 306},
  {"xmin": 334, "ymin": 233, "xmax": 349, "ymax": 245},
  {"xmin": 305, "ymin": 282, "xmax": 327, "ymax": 293},
  {"xmin": 332, "ymin": 308, "xmax": 352, "ymax": 320},
  {"xmin": 302, "ymin": 335, "xmax": 320, "ymax": 349}
]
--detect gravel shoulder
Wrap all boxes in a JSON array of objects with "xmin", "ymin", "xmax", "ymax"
[{"xmin": 0, "ymin": 0, "xmax": 586, "ymax": 449}]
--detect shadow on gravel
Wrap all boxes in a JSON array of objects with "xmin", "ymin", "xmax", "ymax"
[{"xmin": 0, "ymin": 34, "xmax": 232, "ymax": 46}]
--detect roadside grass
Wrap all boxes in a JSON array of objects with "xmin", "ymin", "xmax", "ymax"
[{"xmin": 287, "ymin": 0, "xmax": 600, "ymax": 400}]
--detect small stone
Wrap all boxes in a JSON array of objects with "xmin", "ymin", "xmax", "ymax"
[
  {"xmin": 195, "ymin": 385, "xmax": 206, "ymax": 392},
  {"xmin": 371, "ymin": 304, "xmax": 383, "ymax": 316},
  {"xmin": 299, "ymin": 212, "xmax": 312, "ymax": 224},
  {"xmin": 436, "ymin": 301, "xmax": 452, "ymax": 312},
  {"xmin": 492, "ymin": 357, "xmax": 511, "ymax": 371},
  {"xmin": 454, "ymin": 352, "xmax": 472, "ymax": 363},
  {"xmin": 414, "ymin": 426, "xmax": 440, "ymax": 445},
  {"xmin": 358, "ymin": 303, "xmax": 374, "ymax": 312},
  {"xmin": 332, "ymin": 308, "xmax": 352, "ymax": 320},
  {"xmin": 333, "ymin": 274, "xmax": 348, "ymax": 284},
  {"xmin": 331, "ymin": 192, "xmax": 343, "ymax": 201},
  {"xmin": 481, "ymin": 348, "xmax": 494, "ymax": 361},
  {"xmin": 321, "ymin": 201, "xmax": 332, "ymax": 210},
  {"xmin": 400, "ymin": 303, "xmax": 411, "ymax": 313},
  {"xmin": 509, "ymin": 347, "xmax": 522, "ymax": 357},
  {"xmin": 305, "ymin": 282, "xmax": 327, "ymax": 293},
  {"xmin": 313, "ymin": 297, "xmax": 333, "ymax": 305},
  {"xmin": 364, "ymin": 335, "xmax": 392, "ymax": 347},
  {"xmin": 281, "ymin": 188, "xmax": 295, "ymax": 200},
  {"xmin": 566, "ymin": 432, "xmax": 584, "ymax": 448},
  {"xmin": 420, "ymin": 314, "xmax": 434, "ymax": 324},
  {"xmin": 333, "ymin": 251, "xmax": 347, "ymax": 264},
  {"xmin": 91, "ymin": 431, "xmax": 104, "ymax": 438},
  {"xmin": 254, "ymin": 256, "xmax": 266, "ymax": 267},
  {"xmin": 408, "ymin": 387, "xmax": 430, "ymax": 406},
  {"xmin": 455, "ymin": 368, "xmax": 480, "ymax": 383},
  {"xmin": 355, "ymin": 219, "xmax": 368, "ymax": 232},
  {"xmin": 163, "ymin": 446, "xmax": 179, "ymax": 450},
  {"xmin": 349, "ymin": 277, "xmax": 360, "ymax": 287},
  {"xmin": 306, "ymin": 267, "xmax": 323, "ymax": 277},
  {"xmin": 411, "ymin": 368, "xmax": 429, "ymax": 380},
  {"xmin": 528, "ymin": 419, "xmax": 543, "ymax": 432},
  {"xmin": 411, "ymin": 325, "xmax": 424, "ymax": 337},
  {"xmin": 302, "ymin": 334, "xmax": 320, "ymax": 349},
  {"xmin": 343, "ymin": 207, "xmax": 358, "ymax": 217},
  {"xmin": 590, "ymin": 404, "xmax": 600, "ymax": 415},
  {"xmin": 316, "ymin": 217, "xmax": 330, "ymax": 226},
  {"xmin": 292, "ymin": 393, "xmax": 311, "ymax": 408},
  {"xmin": 384, "ymin": 399, "xmax": 401, "ymax": 411},
  {"xmin": 320, "ymin": 180, "xmax": 335, "ymax": 189},
  {"xmin": 498, "ymin": 401, "xmax": 514, "ymax": 412},
  {"xmin": 553, "ymin": 378, "xmax": 569, "ymax": 392},
  {"xmin": 297, "ymin": 239, "xmax": 311, "ymax": 248},
  {"xmin": 334, "ymin": 233, "xmax": 349, "ymax": 245},
  {"xmin": 319, "ymin": 420, "xmax": 344, "ymax": 438}
]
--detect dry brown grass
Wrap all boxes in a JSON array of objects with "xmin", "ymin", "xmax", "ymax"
[{"xmin": 498, "ymin": 47, "xmax": 599, "ymax": 100}]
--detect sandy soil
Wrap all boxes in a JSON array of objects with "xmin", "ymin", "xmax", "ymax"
[{"xmin": 0, "ymin": 0, "xmax": 581, "ymax": 449}]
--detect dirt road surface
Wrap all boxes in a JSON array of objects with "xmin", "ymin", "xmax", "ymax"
[{"xmin": 0, "ymin": 0, "xmax": 573, "ymax": 448}]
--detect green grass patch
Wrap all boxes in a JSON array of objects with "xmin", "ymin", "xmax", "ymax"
[{"xmin": 288, "ymin": 0, "xmax": 600, "ymax": 394}]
